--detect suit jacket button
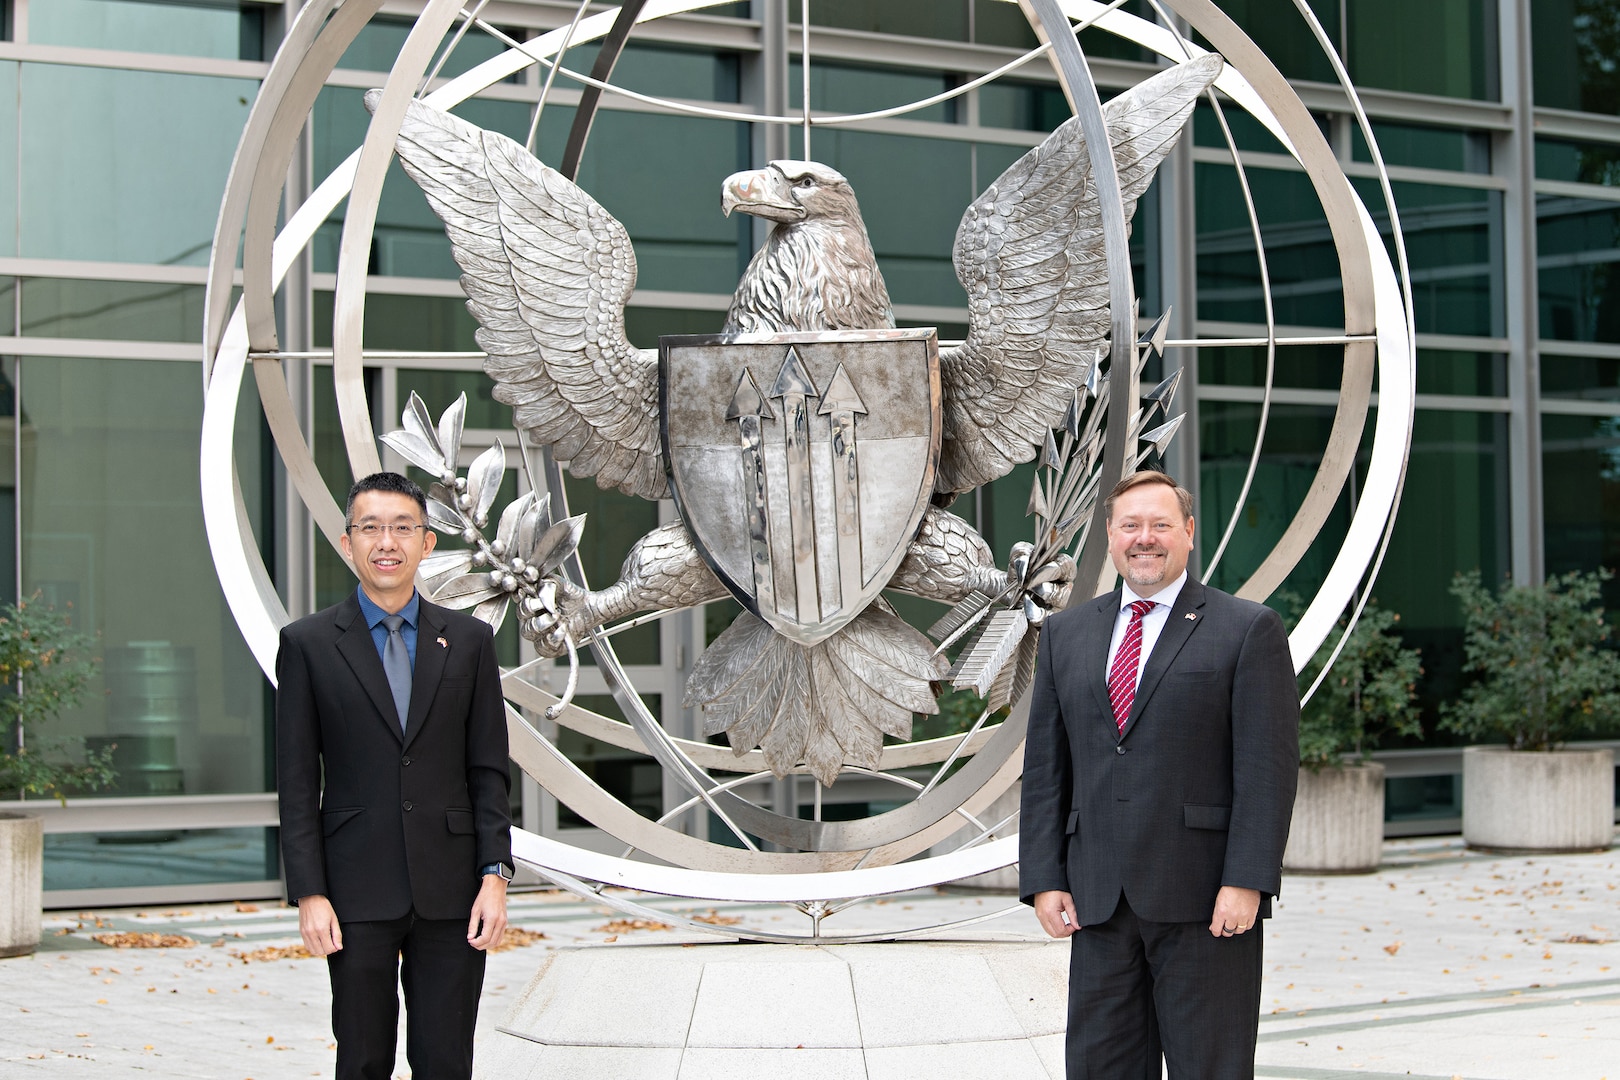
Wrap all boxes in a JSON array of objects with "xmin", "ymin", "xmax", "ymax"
[
  {"xmin": 403, "ymin": 801, "xmax": 413, "ymax": 811},
  {"xmin": 1115, "ymin": 746, "xmax": 1126, "ymax": 755},
  {"xmin": 402, "ymin": 757, "xmax": 411, "ymax": 766}
]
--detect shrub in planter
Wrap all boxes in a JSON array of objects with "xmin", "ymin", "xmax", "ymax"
[
  {"xmin": 0, "ymin": 596, "xmax": 109, "ymax": 958},
  {"xmin": 1284, "ymin": 599, "xmax": 1422, "ymax": 872},
  {"xmin": 1442, "ymin": 570, "xmax": 1620, "ymax": 852},
  {"xmin": 0, "ymin": 596, "xmax": 111, "ymax": 801}
]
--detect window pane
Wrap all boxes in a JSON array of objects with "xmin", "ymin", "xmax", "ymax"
[
  {"xmin": 1352, "ymin": 121, "xmax": 1491, "ymax": 174},
  {"xmin": 979, "ymin": 80, "xmax": 1068, "ymax": 134},
  {"xmin": 1357, "ymin": 179, "xmax": 1502, "ymax": 337},
  {"xmin": 802, "ymin": 130, "xmax": 971, "ymax": 309},
  {"xmin": 19, "ymin": 278, "xmax": 205, "ymax": 342},
  {"xmin": 1192, "ymin": 0, "xmax": 1340, "ymax": 85},
  {"xmin": 1532, "ymin": 0, "xmax": 1620, "ymax": 117},
  {"xmin": 801, "ymin": 0, "xmax": 967, "ymax": 41},
  {"xmin": 1538, "ymin": 196, "xmax": 1620, "ymax": 343},
  {"xmin": 1536, "ymin": 137, "xmax": 1620, "ymax": 186},
  {"xmin": 1347, "ymin": 0, "xmax": 1496, "ymax": 100},
  {"xmin": 790, "ymin": 61, "xmax": 959, "ymax": 125},
  {"xmin": 1199, "ymin": 343, "xmax": 1346, "ymax": 391},
  {"xmin": 337, "ymin": 14, "xmax": 510, "ymax": 78},
  {"xmin": 1197, "ymin": 163, "xmax": 1345, "ymax": 328},
  {"xmin": 19, "ymin": 64, "xmax": 256, "ymax": 266},
  {"xmin": 1415, "ymin": 349, "xmax": 1505, "ymax": 396},
  {"xmin": 0, "ymin": 61, "xmax": 15, "ymax": 257},
  {"xmin": 1542, "ymin": 353, "xmax": 1620, "ymax": 402},
  {"xmin": 1543, "ymin": 413, "xmax": 1620, "ymax": 612},
  {"xmin": 44, "ymin": 827, "xmax": 277, "ymax": 892},
  {"xmin": 29, "ymin": 0, "xmax": 264, "ymax": 61},
  {"xmin": 19, "ymin": 357, "xmax": 272, "ymax": 801}
]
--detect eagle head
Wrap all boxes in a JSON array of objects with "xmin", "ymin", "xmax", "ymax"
[{"xmin": 721, "ymin": 161, "xmax": 860, "ymax": 226}]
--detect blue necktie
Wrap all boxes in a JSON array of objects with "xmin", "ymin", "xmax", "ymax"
[{"xmin": 381, "ymin": 614, "xmax": 411, "ymax": 733}]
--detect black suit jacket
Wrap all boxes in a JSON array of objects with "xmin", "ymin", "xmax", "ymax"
[
  {"xmin": 1019, "ymin": 578, "xmax": 1298, "ymax": 926},
  {"xmin": 275, "ymin": 592, "xmax": 512, "ymax": 923}
]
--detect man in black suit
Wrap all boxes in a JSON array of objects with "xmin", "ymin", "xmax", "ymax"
[
  {"xmin": 276, "ymin": 471, "xmax": 513, "ymax": 1080},
  {"xmin": 1020, "ymin": 470, "xmax": 1299, "ymax": 1079}
]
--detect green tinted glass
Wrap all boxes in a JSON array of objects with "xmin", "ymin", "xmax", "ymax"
[
  {"xmin": 20, "ymin": 356, "xmax": 271, "ymax": 798},
  {"xmin": 1538, "ymin": 195, "xmax": 1620, "ymax": 343},
  {"xmin": 1535, "ymin": 138, "xmax": 1620, "ymax": 187},
  {"xmin": 1347, "ymin": 0, "xmax": 1496, "ymax": 100},
  {"xmin": 1543, "ymin": 413, "xmax": 1620, "ymax": 613},
  {"xmin": 30, "ymin": 0, "xmax": 262, "ymax": 60},
  {"xmin": 20, "ymin": 279, "xmax": 206, "ymax": 342},
  {"xmin": 1196, "ymin": 163, "xmax": 1344, "ymax": 328},
  {"xmin": 19, "ymin": 64, "xmax": 256, "ymax": 266},
  {"xmin": 1532, "ymin": 0, "xmax": 1620, "ymax": 116},
  {"xmin": 1542, "ymin": 354, "xmax": 1620, "ymax": 402},
  {"xmin": 1351, "ymin": 122, "xmax": 1491, "ymax": 174}
]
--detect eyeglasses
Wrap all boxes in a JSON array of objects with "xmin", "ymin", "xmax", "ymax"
[{"xmin": 345, "ymin": 523, "xmax": 426, "ymax": 539}]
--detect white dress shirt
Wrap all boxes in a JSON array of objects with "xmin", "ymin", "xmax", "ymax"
[{"xmin": 1104, "ymin": 571, "xmax": 1188, "ymax": 688}]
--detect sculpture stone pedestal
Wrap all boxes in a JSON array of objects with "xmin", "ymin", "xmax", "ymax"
[{"xmin": 484, "ymin": 938, "xmax": 1069, "ymax": 1079}]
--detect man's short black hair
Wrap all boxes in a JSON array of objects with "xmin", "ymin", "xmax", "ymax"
[{"xmin": 345, "ymin": 472, "xmax": 428, "ymax": 525}]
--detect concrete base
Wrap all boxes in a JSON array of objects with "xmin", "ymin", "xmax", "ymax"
[
  {"xmin": 0, "ymin": 812, "xmax": 43, "ymax": 959},
  {"xmin": 1462, "ymin": 746, "xmax": 1616, "ymax": 853},
  {"xmin": 488, "ymin": 938, "xmax": 1069, "ymax": 1079},
  {"xmin": 1283, "ymin": 762, "xmax": 1385, "ymax": 874}
]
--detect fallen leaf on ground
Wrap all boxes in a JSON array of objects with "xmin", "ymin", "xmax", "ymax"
[
  {"xmin": 593, "ymin": 918, "xmax": 671, "ymax": 934},
  {"xmin": 92, "ymin": 932, "xmax": 196, "ymax": 949},
  {"xmin": 231, "ymin": 944, "xmax": 314, "ymax": 963},
  {"xmin": 488, "ymin": 928, "xmax": 549, "ymax": 953},
  {"xmin": 691, "ymin": 910, "xmax": 743, "ymax": 926},
  {"xmin": 1383, "ymin": 942, "xmax": 1402, "ymax": 956}
]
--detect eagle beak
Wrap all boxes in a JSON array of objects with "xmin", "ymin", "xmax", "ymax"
[{"xmin": 721, "ymin": 168, "xmax": 804, "ymax": 223}]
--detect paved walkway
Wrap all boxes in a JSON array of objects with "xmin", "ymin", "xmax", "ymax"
[{"xmin": 0, "ymin": 837, "xmax": 1616, "ymax": 1079}]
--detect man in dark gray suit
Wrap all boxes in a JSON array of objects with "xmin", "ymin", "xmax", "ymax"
[
  {"xmin": 277, "ymin": 472, "xmax": 512, "ymax": 1080},
  {"xmin": 1020, "ymin": 470, "xmax": 1299, "ymax": 1079}
]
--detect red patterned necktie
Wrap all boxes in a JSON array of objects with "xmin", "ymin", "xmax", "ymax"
[{"xmin": 1108, "ymin": 599, "xmax": 1156, "ymax": 734}]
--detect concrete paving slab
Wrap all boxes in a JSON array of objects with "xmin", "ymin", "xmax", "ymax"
[
  {"xmin": 847, "ymin": 944, "xmax": 1028, "ymax": 1047},
  {"xmin": 676, "ymin": 1047, "xmax": 867, "ymax": 1079},
  {"xmin": 686, "ymin": 948, "xmax": 860, "ymax": 1048},
  {"xmin": 863, "ymin": 1037, "xmax": 1050, "ymax": 1079}
]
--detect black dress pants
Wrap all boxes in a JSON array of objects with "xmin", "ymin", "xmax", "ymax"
[
  {"xmin": 1066, "ymin": 893, "xmax": 1263, "ymax": 1080},
  {"xmin": 326, "ymin": 910, "xmax": 486, "ymax": 1080}
]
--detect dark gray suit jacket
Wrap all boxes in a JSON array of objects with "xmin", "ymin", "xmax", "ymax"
[
  {"xmin": 1019, "ymin": 577, "xmax": 1299, "ymax": 926},
  {"xmin": 275, "ymin": 592, "xmax": 512, "ymax": 923}
]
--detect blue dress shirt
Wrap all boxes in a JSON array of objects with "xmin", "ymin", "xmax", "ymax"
[{"xmin": 356, "ymin": 586, "xmax": 419, "ymax": 671}]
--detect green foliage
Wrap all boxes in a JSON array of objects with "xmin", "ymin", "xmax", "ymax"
[
  {"xmin": 911, "ymin": 686, "xmax": 1002, "ymax": 743},
  {"xmin": 0, "ymin": 596, "xmax": 113, "ymax": 801},
  {"xmin": 1296, "ymin": 598, "xmax": 1423, "ymax": 770},
  {"xmin": 1440, "ymin": 569, "xmax": 1620, "ymax": 751}
]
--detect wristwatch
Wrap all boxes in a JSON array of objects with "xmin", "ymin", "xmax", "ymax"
[{"xmin": 480, "ymin": 862, "xmax": 514, "ymax": 882}]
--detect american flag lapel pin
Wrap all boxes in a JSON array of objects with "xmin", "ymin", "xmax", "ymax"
[{"xmin": 436, "ymin": 636, "xmax": 449, "ymax": 648}]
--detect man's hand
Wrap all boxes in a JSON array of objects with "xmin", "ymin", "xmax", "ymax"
[
  {"xmin": 1034, "ymin": 890, "xmax": 1079, "ymax": 938},
  {"xmin": 1208, "ymin": 885, "xmax": 1261, "ymax": 938},
  {"xmin": 297, "ymin": 895, "xmax": 343, "ymax": 956},
  {"xmin": 467, "ymin": 875, "xmax": 509, "ymax": 951}
]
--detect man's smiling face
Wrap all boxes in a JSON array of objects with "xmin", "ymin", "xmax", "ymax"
[
  {"xmin": 1106, "ymin": 481, "xmax": 1194, "ymax": 598},
  {"xmin": 340, "ymin": 490, "xmax": 435, "ymax": 610}
]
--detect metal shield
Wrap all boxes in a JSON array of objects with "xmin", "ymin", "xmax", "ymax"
[{"xmin": 661, "ymin": 329, "xmax": 941, "ymax": 646}]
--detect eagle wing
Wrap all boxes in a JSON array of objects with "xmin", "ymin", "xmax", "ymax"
[
  {"xmin": 379, "ymin": 94, "xmax": 666, "ymax": 501},
  {"xmin": 936, "ymin": 53, "xmax": 1222, "ymax": 494}
]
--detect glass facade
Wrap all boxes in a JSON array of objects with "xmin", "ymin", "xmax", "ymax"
[{"xmin": 2, "ymin": 0, "xmax": 1617, "ymax": 901}]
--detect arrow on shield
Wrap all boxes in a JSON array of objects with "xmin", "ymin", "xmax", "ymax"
[
  {"xmin": 818, "ymin": 362, "xmax": 867, "ymax": 615},
  {"xmin": 726, "ymin": 367, "xmax": 776, "ymax": 616},
  {"xmin": 769, "ymin": 346, "xmax": 821, "ymax": 623}
]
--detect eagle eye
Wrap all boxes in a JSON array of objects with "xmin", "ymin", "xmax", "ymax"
[{"xmin": 794, "ymin": 176, "xmax": 815, "ymax": 190}]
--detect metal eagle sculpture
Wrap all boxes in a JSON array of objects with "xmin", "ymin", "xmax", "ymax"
[{"xmin": 369, "ymin": 53, "xmax": 1222, "ymax": 787}]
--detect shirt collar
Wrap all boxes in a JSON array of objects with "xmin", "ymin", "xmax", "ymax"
[
  {"xmin": 357, "ymin": 585, "xmax": 420, "ymax": 631},
  {"xmin": 1120, "ymin": 570, "xmax": 1187, "ymax": 614}
]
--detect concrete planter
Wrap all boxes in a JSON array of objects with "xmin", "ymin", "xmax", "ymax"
[
  {"xmin": 1283, "ymin": 762, "xmax": 1385, "ymax": 874},
  {"xmin": 0, "ymin": 812, "xmax": 44, "ymax": 959},
  {"xmin": 1462, "ymin": 746, "xmax": 1616, "ymax": 853}
]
